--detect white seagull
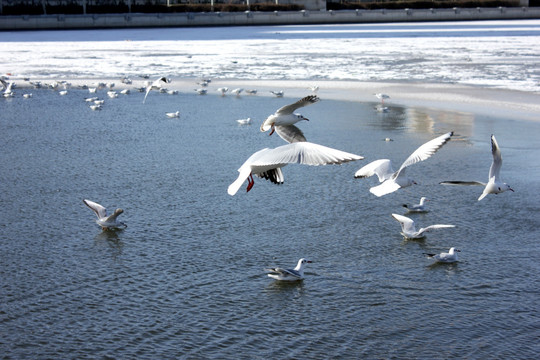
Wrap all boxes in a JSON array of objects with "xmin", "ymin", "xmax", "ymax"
[
  {"xmin": 166, "ymin": 111, "xmax": 180, "ymax": 118},
  {"xmin": 440, "ymin": 134, "xmax": 513, "ymax": 201},
  {"xmin": 217, "ymin": 87, "xmax": 228, "ymax": 96},
  {"xmin": 231, "ymin": 88, "xmax": 243, "ymax": 96},
  {"xmin": 354, "ymin": 131, "xmax": 453, "ymax": 197},
  {"xmin": 391, "ymin": 213, "xmax": 455, "ymax": 239},
  {"xmin": 83, "ymin": 199, "xmax": 127, "ymax": 231},
  {"xmin": 374, "ymin": 93, "xmax": 390, "ymax": 104},
  {"xmin": 402, "ymin": 197, "xmax": 429, "ymax": 213},
  {"xmin": 143, "ymin": 76, "xmax": 170, "ymax": 103},
  {"xmin": 227, "ymin": 141, "xmax": 363, "ymax": 196},
  {"xmin": 424, "ymin": 247, "xmax": 460, "ymax": 263},
  {"xmin": 270, "ymin": 90, "xmax": 284, "ymax": 97},
  {"xmin": 260, "ymin": 95, "xmax": 319, "ymax": 138},
  {"xmin": 236, "ymin": 117, "xmax": 252, "ymax": 125},
  {"xmin": 265, "ymin": 258, "xmax": 312, "ymax": 281}
]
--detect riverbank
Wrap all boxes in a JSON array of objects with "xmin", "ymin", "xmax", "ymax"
[{"xmin": 2, "ymin": 6, "xmax": 540, "ymax": 30}]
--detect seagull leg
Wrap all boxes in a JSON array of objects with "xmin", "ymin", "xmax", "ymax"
[{"xmin": 246, "ymin": 174, "xmax": 255, "ymax": 192}]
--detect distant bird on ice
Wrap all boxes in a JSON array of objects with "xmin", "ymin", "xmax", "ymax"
[
  {"xmin": 354, "ymin": 132, "xmax": 453, "ymax": 197},
  {"xmin": 374, "ymin": 93, "xmax": 390, "ymax": 104},
  {"xmin": 83, "ymin": 199, "xmax": 127, "ymax": 231},
  {"xmin": 440, "ymin": 134, "xmax": 513, "ymax": 201},
  {"xmin": 265, "ymin": 258, "xmax": 312, "ymax": 281},
  {"xmin": 424, "ymin": 247, "xmax": 460, "ymax": 263},
  {"xmin": 270, "ymin": 90, "xmax": 284, "ymax": 97},
  {"xmin": 391, "ymin": 213, "xmax": 455, "ymax": 239},
  {"xmin": 227, "ymin": 141, "xmax": 363, "ymax": 196},
  {"xmin": 217, "ymin": 87, "xmax": 228, "ymax": 96}
]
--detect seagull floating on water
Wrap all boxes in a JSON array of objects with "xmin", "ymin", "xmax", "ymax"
[
  {"xmin": 392, "ymin": 213, "xmax": 455, "ymax": 239},
  {"xmin": 166, "ymin": 111, "xmax": 180, "ymax": 118},
  {"xmin": 143, "ymin": 76, "xmax": 170, "ymax": 104},
  {"xmin": 270, "ymin": 90, "xmax": 284, "ymax": 97},
  {"xmin": 260, "ymin": 95, "xmax": 319, "ymax": 140},
  {"xmin": 440, "ymin": 134, "xmax": 513, "ymax": 201},
  {"xmin": 424, "ymin": 247, "xmax": 460, "ymax": 263},
  {"xmin": 265, "ymin": 258, "xmax": 312, "ymax": 281},
  {"xmin": 236, "ymin": 117, "xmax": 252, "ymax": 125},
  {"xmin": 354, "ymin": 131, "xmax": 453, "ymax": 197},
  {"xmin": 83, "ymin": 199, "xmax": 127, "ymax": 231},
  {"xmin": 402, "ymin": 197, "xmax": 429, "ymax": 213},
  {"xmin": 227, "ymin": 141, "xmax": 363, "ymax": 196}
]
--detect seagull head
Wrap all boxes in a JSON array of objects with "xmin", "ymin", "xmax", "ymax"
[
  {"xmin": 114, "ymin": 208, "xmax": 124, "ymax": 215},
  {"xmin": 295, "ymin": 113, "xmax": 309, "ymax": 122},
  {"xmin": 295, "ymin": 258, "xmax": 312, "ymax": 271}
]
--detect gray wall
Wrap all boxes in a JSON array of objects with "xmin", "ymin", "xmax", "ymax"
[{"xmin": 1, "ymin": 6, "xmax": 539, "ymax": 30}]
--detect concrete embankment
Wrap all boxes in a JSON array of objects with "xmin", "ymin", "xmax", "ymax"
[{"xmin": 1, "ymin": 6, "xmax": 540, "ymax": 30}]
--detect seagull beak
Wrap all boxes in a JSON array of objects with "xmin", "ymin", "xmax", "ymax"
[{"xmin": 307, "ymin": 260, "xmax": 313, "ymax": 263}]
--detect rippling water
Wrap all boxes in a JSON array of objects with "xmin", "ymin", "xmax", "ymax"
[{"xmin": 1, "ymin": 88, "xmax": 539, "ymax": 359}]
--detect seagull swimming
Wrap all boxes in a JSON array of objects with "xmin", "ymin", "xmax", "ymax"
[
  {"xmin": 424, "ymin": 247, "xmax": 460, "ymax": 263},
  {"xmin": 227, "ymin": 141, "xmax": 363, "ymax": 196},
  {"xmin": 260, "ymin": 95, "xmax": 319, "ymax": 138},
  {"xmin": 166, "ymin": 111, "xmax": 180, "ymax": 118},
  {"xmin": 236, "ymin": 117, "xmax": 252, "ymax": 125},
  {"xmin": 440, "ymin": 134, "xmax": 513, "ymax": 201},
  {"xmin": 354, "ymin": 131, "xmax": 453, "ymax": 197},
  {"xmin": 143, "ymin": 76, "xmax": 170, "ymax": 104},
  {"xmin": 83, "ymin": 199, "xmax": 127, "ymax": 230},
  {"xmin": 391, "ymin": 213, "xmax": 455, "ymax": 239},
  {"xmin": 265, "ymin": 258, "xmax": 312, "ymax": 281},
  {"xmin": 402, "ymin": 197, "xmax": 429, "ymax": 213},
  {"xmin": 270, "ymin": 90, "xmax": 284, "ymax": 97}
]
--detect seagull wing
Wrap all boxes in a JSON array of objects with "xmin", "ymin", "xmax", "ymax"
[
  {"xmin": 417, "ymin": 224, "xmax": 456, "ymax": 235},
  {"xmin": 143, "ymin": 84, "xmax": 152, "ymax": 104},
  {"xmin": 392, "ymin": 213, "xmax": 416, "ymax": 233},
  {"xmin": 265, "ymin": 267, "xmax": 302, "ymax": 279},
  {"xmin": 369, "ymin": 181, "xmax": 401, "ymax": 197},
  {"xmin": 83, "ymin": 199, "xmax": 107, "ymax": 219},
  {"xmin": 274, "ymin": 125, "xmax": 307, "ymax": 143},
  {"xmin": 354, "ymin": 159, "xmax": 394, "ymax": 182},
  {"xmin": 440, "ymin": 180, "xmax": 486, "ymax": 186},
  {"xmin": 256, "ymin": 142, "xmax": 363, "ymax": 166},
  {"xmin": 488, "ymin": 134, "xmax": 502, "ymax": 181},
  {"xmin": 394, "ymin": 131, "xmax": 453, "ymax": 179},
  {"xmin": 275, "ymin": 95, "xmax": 319, "ymax": 115}
]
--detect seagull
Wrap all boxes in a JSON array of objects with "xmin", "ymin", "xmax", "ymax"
[
  {"xmin": 354, "ymin": 131, "xmax": 453, "ymax": 197},
  {"xmin": 166, "ymin": 111, "xmax": 180, "ymax": 118},
  {"xmin": 59, "ymin": 90, "xmax": 68, "ymax": 96},
  {"xmin": 236, "ymin": 117, "xmax": 252, "ymax": 125},
  {"xmin": 1, "ymin": 79, "xmax": 14, "ymax": 97},
  {"xmin": 424, "ymin": 247, "xmax": 460, "ymax": 263},
  {"xmin": 107, "ymin": 91, "xmax": 118, "ymax": 98},
  {"xmin": 143, "ymin": 76, "xmax": 170, "ymax": 103},
  {"xmin": 195, "ymin": 88, "xmax": 207, "ymax": 95},
  {"xmin": 440, "ymin": 134, "xmax": 513, "ymax": 201},
  {"xmin": 391, "ymin": 213, "xmax": 455, "ymax": 239},
  {"xmin": 83, "ymin": 199, "xmax": 127, "ymax": 231},
  {"xmin": 227, "ymin": 141, "xmax": 363, "ymax": 196},
  {"xmin": 374, "ymin": 93, "xmax": 390, "ymax": 104},
  {"xmin": 265, "ymin": 258, "xmax": 312, "ymax": 281},
  {"xmin": 260, "ymin": 95, "xmax": 319, "ymax": 138},
  {"xmin": 217, "ymin": 87, "xmax": 228, "ymax": 96},
  {"xmin": 231, "ymin": 88, "xmax": 243, "ymax": 96},
  {"xmin": 120, "ymin": 89, "xmax": 130, "ymax": 95},
  {"xmin": 245, "ymin": 89, "xmax": 258, "ymax": 95},
  {"xmin": 308, "ymin": 85, "xmax": 319, "ymax": 93},
  {"xmin": 402, "ymin": 197, "xmax": 429, "ymax": 213},
  {"xmin": 270, "ymin": 90, "xmax": 284, "ymax": 97},
  {"xmin": 23, "ymin": 93, "xmax": 33, "ymax": 98},
  {"xmin": 89, "ymin": 104, "xmax": 102, "ymax": 111}
]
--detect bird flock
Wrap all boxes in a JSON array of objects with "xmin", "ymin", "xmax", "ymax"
[{"xmin": 2, "ymin": 76, "xmax": 514, "ymax": 280}]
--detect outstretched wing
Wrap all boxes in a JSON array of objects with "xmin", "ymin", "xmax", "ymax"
[
  {"xmin": 417, "ymin": 224, "xmax": 455, "ymax": 235},
  {"xmin": 275, "ymin": 95, "xmax": 319, "ymax": 115},
  {"xmin": 274, "ymin": 125, "xmax": 307, "ymax": 143},
  {"xmin": 83, "ymin": 199, "xmax": 107, "ymax": 219},
  {"xmin": 391, "ymin": 213, "xmax": 416, "ymax": 233},
  {"xmin": 354, "ymin": 159, "xmax": 394, "ymax": 182},
  {"xmin": 395, "ymin": 132, "xmax": 453, "ymax": 179},
  {"xmin": 255, "ymin": 142, "xmax": 363, "ymax": 166},
  {"xmin": 488, "ymin": 134, "xmax": 502, "ymax": 181}
]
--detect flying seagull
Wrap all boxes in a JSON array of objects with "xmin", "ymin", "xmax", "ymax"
[
  {"xmin": 227, "ymin": 141, "xmax": 363, "ymax": 196},
  {"xmin": 355, "ymin": 132, "xmax": 453, "ymax": 197},
  {"xmin": 391, "ymin": 213, "xmax": 455, "ymax": 239},
  {"xmin": 83, "ymin": 199, "xmax": 127, "ymax": 231},
  {"xmin": 143, "ymin": 76, "xmax": 170, "ymax": 103},
  {"xmin": 440, "ymin": 134, "xmax": 513, "ymax": 201},
  {"xmin": 260, "ymin": 95, "xmax": 319, "ymax": 140}
]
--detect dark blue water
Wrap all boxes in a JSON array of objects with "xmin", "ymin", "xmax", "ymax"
[{"xmin": 1, "ymin": 88, "xmax": 539, "ymax": 359}]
